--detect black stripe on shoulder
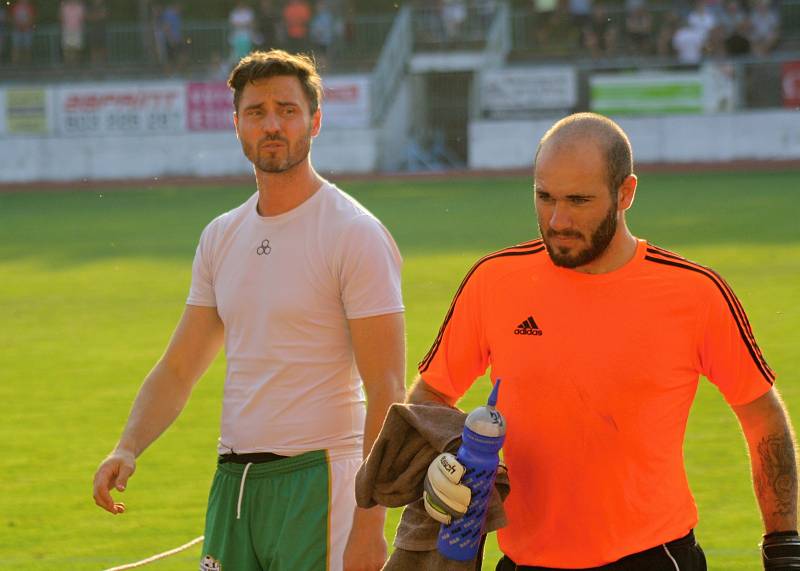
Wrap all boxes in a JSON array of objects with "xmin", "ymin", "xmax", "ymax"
[
  {"xmin": 643, "ymin": 253, "xmax": 775, "ymax": 384},
  {"xmin": 419, "ymin": 242, "xmax": 546, "ymax": 373}
]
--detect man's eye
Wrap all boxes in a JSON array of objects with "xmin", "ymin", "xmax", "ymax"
[{"xmin": 570, "ymin": 197, "xmax": 589, "ymax": 204}]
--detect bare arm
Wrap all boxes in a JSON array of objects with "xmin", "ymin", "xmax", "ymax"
[
  {"xmin": 92, "ymin": 305, "xmax": 224, "ymax": 514},
  {"xmin": 733, "ymin": 387, "xmax": 798, "ymax": 534},
  {"xmin": 344, "ymin": 311, "xmax": 406, "ymax": 571},
  {"xmin": 406, "ymin": 375, "xmax": 458, "ymax": 407}
]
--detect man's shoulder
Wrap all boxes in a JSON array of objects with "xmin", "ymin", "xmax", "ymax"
[
  {"xmin": 200, "ymin": 193, "xmax": 257, "ymax": 239},
  {"xmin": 640, "ymin": 242, "xmax": 730, "ymax": 295},
  {"xmin": 466, "ymin": 239, "xmax": 548, "ymax": 282}
]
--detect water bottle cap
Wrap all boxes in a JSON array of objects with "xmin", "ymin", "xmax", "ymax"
[{"xmin": 465, "ymin": 380, "xmax": 505, "ymax": 437}]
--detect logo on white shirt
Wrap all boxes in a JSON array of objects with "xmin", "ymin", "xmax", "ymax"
[{"xmin": 256, "ymin": 239, "xmax": 272, "ymax": 256}]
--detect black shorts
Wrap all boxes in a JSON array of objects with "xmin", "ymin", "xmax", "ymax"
[{"xmin": 496, "ymin": 530, "xmax": 707, "ymax": 571}]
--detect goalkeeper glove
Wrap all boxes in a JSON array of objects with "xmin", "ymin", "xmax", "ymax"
[
  {"xmin": 423, "ymin": 452, "xmax": 471, "ymax": 525},
  {"xmin": 762, "ymin": 531, "xmax": 800, "ymax": 570}
]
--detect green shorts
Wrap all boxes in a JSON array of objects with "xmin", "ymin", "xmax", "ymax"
[{"xmin": 200, "ymin": 450, "xmax": 349, "ymax": 571}]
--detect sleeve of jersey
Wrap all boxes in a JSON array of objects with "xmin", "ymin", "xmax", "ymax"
[
  {"xmin": 186, "ymin": 223, "xmax": 217, "ymax": 308},
  {"xmin": 338, "ymin": 215, "xmax": 404, "ymax": 320},
  {"xmin": 417, "ymin": 263, "xmax": 490, "ymax": 401},
  {"xmin": 699, "ymin": 274, "xmax": 775, "ymax": 406}
]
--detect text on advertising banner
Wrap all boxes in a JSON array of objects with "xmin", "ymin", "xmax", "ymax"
[
  {"xmin": 56, "ymin": 82, "xmax": 186, "ymax": 136},
  {"xmin": 783, "ymin": 61, "xmax": 800, "ymax": 109},
  {"xmin": 479, "ymin": 67, "xmax": 577, "ymax": 117},
  {"xmin": 187, "ymin": 81, "xmax": 234, "ymax": 131}
]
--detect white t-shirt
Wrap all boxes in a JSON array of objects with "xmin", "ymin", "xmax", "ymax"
[{"xmin": 187, "ymin": 183, "xmax": 404, "ymax": 459}]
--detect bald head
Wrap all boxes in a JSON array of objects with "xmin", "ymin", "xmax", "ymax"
[{"xmin": 535, "ymin": 113, "xmax": 633, "ymax": 198}]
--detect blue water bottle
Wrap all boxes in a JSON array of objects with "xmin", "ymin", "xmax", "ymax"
[{"xmin": 437, "ymin": 380, "xmax": 506, "ymax": 561}]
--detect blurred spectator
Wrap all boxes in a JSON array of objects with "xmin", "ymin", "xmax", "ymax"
[
  {"xmin": 257, "ymin": 0, "xmax": 283, "ymax": 49},
  {"xmin": 229, "ymin": 1, "xmax": 256, "ymax": 61},
  {"xmin": 583, "ymin": 3, "xmax": 618, "ymax": 59},
  {"xmin": 283, "ymin": 0, "xmax": 312, "ymax": 54},
  {"xmin": 0, "ymin": 5, "xmax": 8, "ymax": 64},
  {"xmin": 533, "ymin": 0, "xmax": 579, "ymax": 55},
  {"xmin": 60, "ymin": 0, "xmax": 85, "ymax": 65},
  {"xmin": 10, "ymin": 0, "xmax": 36, "ymax": 65},
  {"xmin": 569, "ymin": 0, "xmax": 592, "ymax": 30},
  {"xmin": 749, "ymin": 0, "xmax": 779, "ymax": 56},
  {"xmin": 625, "ymin": 0, "xmax": 654, "ymax": 54},
  {"xmin": 532, "ymin": 0, "xmax": 557, "ymax": 19},
  {"xmin": 161, "ymin": 1, "xmax": 184, "ymax": 68},
  {"xmin": 718, "ymin": 0, "xmax": 750, "ymax": 56},
  {"xmin": 656, "ymin": 9, "xmax": 680, "ymax": 57},
  {"xmin": 310, "ymin": 0, "xmax": 342, "ymax": 64},
  {"xmin": 441, "ymin": 0, "xmax": 467, "ymax": 41},
  {"xmin": 672, "ymin": 15, "xmax": 706, "ymax": 63},
  {"xmin": 86, "ymin": 0, "xmax": 108, "ymax": 64},
  {"xmin": 687, "ymin": 0, "xmax": 717, "ymax": 41}
]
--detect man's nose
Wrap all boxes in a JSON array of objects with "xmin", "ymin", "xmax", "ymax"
[
  {"xmin": 260, "ymin": 112, "xmax": 280, "ymax": 133},
  {"xmin": 549, "ymin": 202, "xmax": 573, "ymax": 232}
]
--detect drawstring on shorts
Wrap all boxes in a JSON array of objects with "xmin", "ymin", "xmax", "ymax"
[{"xmin": 236, "ymin": 462, "xmax": 253, "ymax": 520}]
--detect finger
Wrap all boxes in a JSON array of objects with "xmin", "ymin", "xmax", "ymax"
[
  {"xmin": 93, "ymin": 467, "xmax": 117, "ymax": 513},
  {"xmin": 115, "ymin": 463, "xmax": 135, "ymax": 491}
]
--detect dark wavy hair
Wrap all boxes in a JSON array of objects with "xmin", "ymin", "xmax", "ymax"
[{"xmin": 228, "ymin": 50, "xmax": 323, "ymax": 114}]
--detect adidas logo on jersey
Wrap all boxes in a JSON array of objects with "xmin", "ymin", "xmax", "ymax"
[{"xmin": 514, "ymin": 315, "xmax": 543, "ymax": 336}]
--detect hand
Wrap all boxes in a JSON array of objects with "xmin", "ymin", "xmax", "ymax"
[
  {"xmin": 423, "ymin": 452, "xmax": 471, "ymax": 525},
  {"xmin": 343, "ymin": 507, "xmax": 388, "ymax": 571},
  {"xmin": 92, "ymin": 449, "xmax": 136, "ymax": 514},
  {"xmin": 762, "ymin": 531, "xmax": 800, "ymax": 570}
]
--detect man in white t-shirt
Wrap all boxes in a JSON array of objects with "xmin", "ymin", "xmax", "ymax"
[{"xmin": 92, "ymin": 50, "xmax": 406, "ymax": 571}]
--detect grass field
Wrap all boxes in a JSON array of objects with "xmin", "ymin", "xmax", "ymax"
[{"xmin": 1, "ymin": 169, "xmax": 798, "ymax": 570}]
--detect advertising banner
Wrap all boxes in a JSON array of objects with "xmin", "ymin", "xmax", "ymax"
[
  {"xmin": 591, "ymin": 65, "xmax": 738, "ymax": 115},
  {"xmin": 187, "ymin": 81, "xmax": 234, "ymax": 131},
  {"xmin": 185, "ymin": 75, "xmax": 371, "ymax": 131},
  {"xmin": 322, "ymin": 75, "xmax": 371, "ymax": 128},
  {"xmin": 6, "ymin": 87, "xmax": 49, "ymax": 134},
  {"xmin": 479, "ymin": 66, "xmax": 577, "ymax": 117},
  {"xmin": 590, "ymin": 71, "xmax": 704, "ymax": 115},
  {"xmin": 782, "ymin": 61, "xmax": 800, "ymax": 109},
  {"xmin": 55, "ymin": 82, "xmax": 186, "ymax": 136}
]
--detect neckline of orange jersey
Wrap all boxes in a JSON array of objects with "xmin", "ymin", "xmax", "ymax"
[{"xmin": 546, "ymin": 238, "xmax": 647, "ymax": 283}]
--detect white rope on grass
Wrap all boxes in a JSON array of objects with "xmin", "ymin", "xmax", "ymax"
[{"xmin": 103, "ymin": 535, "xmax": 204, "ymax": 570}]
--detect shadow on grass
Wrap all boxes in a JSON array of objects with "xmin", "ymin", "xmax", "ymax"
[{"xmin": 1, "ymin": 171, "xmax": 798, "ymax": 268}]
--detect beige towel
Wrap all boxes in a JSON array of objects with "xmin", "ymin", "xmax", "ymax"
[{"xmin": 355, "ymin": 402, "xmax": 510, "ymax": 570}]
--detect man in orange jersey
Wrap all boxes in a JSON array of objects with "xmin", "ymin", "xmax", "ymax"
[{"xmin": 412, "ymin": 113, "xmax": 799, "ymax": 570}]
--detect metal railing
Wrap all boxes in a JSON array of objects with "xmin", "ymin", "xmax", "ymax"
[
  {"xmin": 370, "ymin": 6, "xmax": 412, "ymax": 125},
  {"xmin": 0, "ymin": 15, "xmax": 395, "ymax": 78}
]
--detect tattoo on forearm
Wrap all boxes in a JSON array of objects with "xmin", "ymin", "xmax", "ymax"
[{"xmin": 755, "ymin": 430, "xmax": 798, "ymax": 519}]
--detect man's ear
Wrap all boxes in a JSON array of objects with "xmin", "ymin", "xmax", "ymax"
[
  {"xmin": 618, "ymin": 174, "xmax": 638, "ymax": 211},
  {"xmin": 311, "ymin": 108, "xmax": 321, "ymax": 137},
  {"xmin": 233, "ymin": 111, "xmax": 240, "ymax": 139}
]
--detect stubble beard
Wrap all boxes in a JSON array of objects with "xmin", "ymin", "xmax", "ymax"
[
  {"xmin": 244, "ymin": 128, "xmax": 312, "ymax": 174},
  {"xmin": 541, "ymin": 203, "xmax": 618, "ymax": 269}
]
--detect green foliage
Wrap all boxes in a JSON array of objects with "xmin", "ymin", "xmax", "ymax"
[{"xmin": 0, "ymin": 169, "xmax": 798, "ymax": 569}]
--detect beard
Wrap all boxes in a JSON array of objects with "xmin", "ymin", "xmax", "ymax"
[
  {"xmin": 541, "ymin": 203, "xmax": 617, "ymax": 269},
  {"xmin": 242, "ymin": 128, "xmax": 312, "ymax": 174}
]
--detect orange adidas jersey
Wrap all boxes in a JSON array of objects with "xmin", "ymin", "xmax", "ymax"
[{"xmin": 419, "ymin": 239, "xmax": 774, "ymax": 568}]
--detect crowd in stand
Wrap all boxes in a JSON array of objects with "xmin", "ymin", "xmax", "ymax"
[
  {"xmin": 0, "ymin": 0, "xmax": 352, "ymax": 69},
  {"xmin": 527, "ymin": 0, "xmax": 782, "ymax": 62},
  {"xmin": 0, "ymin": 0, "xmax": 787, "ymax": 69},
  {"xmin": 224, "ymin": 0, "xmax": 351, "ymax": 69}
]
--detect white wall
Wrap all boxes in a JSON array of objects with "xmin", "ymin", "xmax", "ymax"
[
  {"xmin": 376, "ymin": 76, "xmax": 411, "ymax": 171},
  {"xmin": 469, "ymin": 110, "xmax": 800, "ymax": 169},
  {"xmin": 0, "ymin": 127, "xmax": 379, "ymax": 183}
]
